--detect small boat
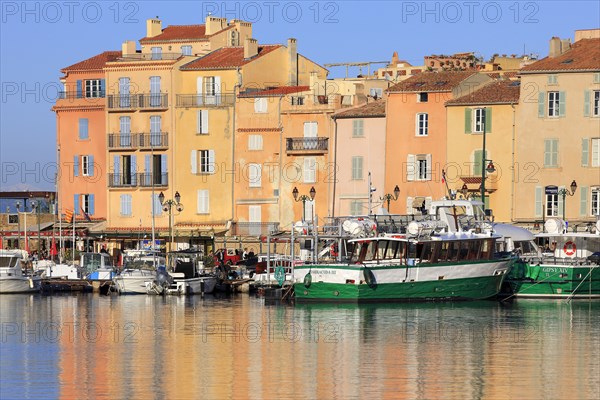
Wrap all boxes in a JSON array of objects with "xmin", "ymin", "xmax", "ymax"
[
  {"xmin": 160, "ymin": 250, "xmax": 217, "ymax": 295},
  {"xmin": 113, "ymin": 251, "xmax": 166, "ymax": 295},
  {"xmin": 0, "ymin": 250, "xmax": 40, "ymax": 294},
  {"xmin": 502, "ymin": 218, "xmax": 600, "ymax": 299}
]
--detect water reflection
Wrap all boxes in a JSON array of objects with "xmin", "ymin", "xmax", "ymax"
[{"xmin": 1, "ymin": 295, "xmax": 598, "ymax": 399}]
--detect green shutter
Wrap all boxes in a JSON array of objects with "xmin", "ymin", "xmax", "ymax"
[
  {"xmin": 558, "ymin": 91, "xmax": 566, "ymax": 117},
  {"xmin": 558, "ymin": 186, "xmax": 565, "ymax": 217},
  {"xmin": 535, "ymin": 187, "xmax": 542, "ymax": 217},
  {"xmin": 464, "ymin": 108, "xmax": 472, "ymax": 133},
  {"xmin": 544, "ymin": 139, "xmax": 551, "ymax": 167},
  {"xmin": 580, "ymin": 186, "xmax": 589, "ymax": 216},
  {"xmin": 485, "ymin": 108, "xmax": 492, "ymax": 133},
  {"xmin": 582, "ymin": 138, "xmax": 590, "ymax": 166},
  {"xmin": 474, "ymin": 150, "xmax": 484, "ymax": 175},
  {"xmin": 584, "ymin": 90, "xmax": 591, "ymax": 117},
  {"xmin": 538, "ymin": 92, "xmax": 545, "ymax": 118}
]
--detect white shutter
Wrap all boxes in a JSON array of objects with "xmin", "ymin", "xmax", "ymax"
[
  {"xmin": 214, "ymin": 76, "xmax": 221, "ymax": 104},
  {"xmin": 425, "ymin": 154, "xmax": 432, "ymax": 181},
  {"xmin": 248, "ymin": 135, "xmax": 263, "ymax": 150},
  {"xmin": 534, "ymin": 187, "xmax": 543, "ymax": 217},
  {"xmin": 304, "ymin": 157, "xmax": 316, "ymax": 183},
  {"xmin": 208, "ymin": 150, "xmax": 215, "ymax": 174},
  {"xmin": 425, "ymin": 197, "xmax": 432, "ymax": 213},
  {"xmin": 592, "ymin": 138, "xmax": 600, "ymax": 167},
  {"xmin": 202, "ymin": 110, "xmax": 209, "ymax": 134},
  {"xmin": 249, "ymin": 205, "xmax": 261, "ymax": 222},
  {"xmin": 304, "ymin": 122, "xmax": 317, "ymax": 137},
  {"xmin": 191, "ymin": 150, "xmax": 197, "ymax": 174},
  {"xmin": 197, "ymin": 189, "xmax": 209, "ymax": 214},
  {"xmin": 407, "ymin": 154, "xmax": 416, "ymax": 181},
  {"xmin": 304, "ymin": 200, "xmax": 315, "ymax": 222},
  {"xmin": 196, "ymin": 76, "xmax": 203, "ymax": 106},
  {"xmin": 406, "ymin": 196, "xmax": 413, "ymax": 215},
  {"xmin": 248, "ymin": 163, "xmax": 262, "ymax": 187}
]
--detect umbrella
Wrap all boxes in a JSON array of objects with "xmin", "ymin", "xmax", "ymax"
[{"xmin": 50, "ymin": 237, "xmax": 58, "ymax": 257}]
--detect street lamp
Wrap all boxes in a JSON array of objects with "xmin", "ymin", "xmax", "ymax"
[
  {"xmin": 292, "ymin": 186, "xmax": 316, "ymax": 222},
  {"xmin": 159, "ymin": 191, "xmax": 184, "ymax": 252},
  {"xmin": 558, "ymin": 180, "xmax": 577, "ymax": 221},
  {"xmin": 380, "ymin": 185, "xmax": 400, "ymax": 212},
  {"xmin": 479, "ymin": 107, "xmax": 496, "ymax": 207}
]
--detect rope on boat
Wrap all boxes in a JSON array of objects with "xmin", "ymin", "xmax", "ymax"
[
  {"xmin": 566, "ymin": 265, "xmax": 597, "ymax": 303},
  {"xmin": 500, "ymin": 268, "xmax": 562, "ymax": 302}
]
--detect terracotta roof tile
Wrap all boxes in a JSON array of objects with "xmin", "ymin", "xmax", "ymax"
[
  {"xmin": 139, "ymin": 24, "xmax": 210, "ymax": 43},
  {"xmin": 181, "ymin": 45, "xmax": 282, "ymax": 70},
  {"xmin": 446, "ymin": 80, "xmax": 521, "ymax": 106},
  {"xmin": 387, "ymin": 71, "xmax": 477, "ymax": 92},
  {"xmin": 334, "ymin": 100, "xmax": 386, "ymax": 118},
  {"xmin": 61, "ymin": 51, "xmax": 121, "ymax": 72},
  {"xmin": 238, "ymin": 86, "xmax": 309, "ymax": 98},
  {"xmin": 521, "ymin": 38, "xmax": 600, "ymax": 73}
]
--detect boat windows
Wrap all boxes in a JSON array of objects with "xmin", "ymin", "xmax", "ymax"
[{"xmin": 481, "ymin": 239, "xmax": 495, "ymax": 260}]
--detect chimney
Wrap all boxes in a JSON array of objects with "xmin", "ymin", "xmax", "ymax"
[
  {"xmin": 549, "ymin": 37, "xmax": 562, "ymax": 57},
  {"xmin": 560, "ymin": 39, "xmax": 571, "ymax": 53},
  {"xmin": 244, "ymin": 38, "xmax": 258, "ymax": 59},
  {"xmin": 146, "ymin": 18, "xmax": 162, "ymax": 38},
  {"xmin": 391, "ymin": 51, "xmax": 399, "ymax": 66},
  {"xmin": 205, "ymin": 16, "xmax": 226, "ymax": 35},
  {"xmin": 288, "ymin": 38, "xmax": 298, "ymax": 86},
  {"xmin": 122, "ymin": 40, "xmax": 136, "ymax": 57}
]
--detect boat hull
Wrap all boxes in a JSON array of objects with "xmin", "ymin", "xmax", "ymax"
[
  {"xmin": 0, "ymin": 277, "xmax": 40, "ymax": 294},
  {"xmin": 504, "ymin": 261, "xmax": 600, "ymax": 299},
  {"xmin": 294, "ymin": 259, "xmax": 510, "ymax": 302},
  {"xmin": 167, "ymin": 276, "xmax": 217, "ymax": 295},
  {"xmin": 114, "ymin": 276, "xmax": 155, "ymax": 294}
]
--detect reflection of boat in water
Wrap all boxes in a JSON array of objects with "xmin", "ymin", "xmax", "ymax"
[
  {"xmin": 501, "ymin": 218, "xmax": 600, "ymax": 299},
  {"xmin": 153, "ymin": 250, "xmax": 216, "ymax": 295},
  {"xmin": 113, "ymin": 251, "xmax": 166, "ymax": 295},
  {"xmin": 0, "ymin": 250, "xmax": 40, "ymax": 294}
]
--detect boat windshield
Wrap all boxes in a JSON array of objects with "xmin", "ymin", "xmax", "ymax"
[{"xmin": 0, "ymin": 257, "xmax": 18, "ymax": 268}]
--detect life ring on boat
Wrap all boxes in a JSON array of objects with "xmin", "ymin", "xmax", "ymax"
[
  {"xmin": 303, "ymin": 272, "xmax": 312, "ymax": 288},
  {"xmin": 363, "ymin": 267, "xmax": 377, "ymax": 289},
  {"xmin": 563, "ymin": 241, "xmax": 576, "ymax": 256}
]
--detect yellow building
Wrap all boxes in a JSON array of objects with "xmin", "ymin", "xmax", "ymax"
[
  {"xmin": 446, "ymin": 80, "xmax": 521, "ymax": 221},
  {"xmin": 515, "ymin": 33, "xmax": 600, "ymax": 227}
]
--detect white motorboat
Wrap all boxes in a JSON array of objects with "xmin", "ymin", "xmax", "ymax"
[
  {"xmin": 0, "ymin": 250, "xmax": 40, "ymax": 293},
  {"xmin": 113, "ymin": 252, "xmax": 166, "ymax": 295},
  {"xmin": 161, "ymin": 250, "xmax": 217, "ymax": 295}
]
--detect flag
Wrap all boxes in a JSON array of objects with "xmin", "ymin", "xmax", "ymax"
[
  {"xmin": 441, "ymin": 169, "xmax": 446, "ymax": 184},
  {"xmin": 64, "ymin": 209, "xmax": 74, "ymax": 223},
  {"xmin": 81, "ymin": 207, "xmax": 92, "ymax": 223}
]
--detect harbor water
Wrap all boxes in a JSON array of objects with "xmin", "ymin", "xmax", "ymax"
[{"xmin": 1, "ymin": 294, "xmax": 598, "ymax": 399}]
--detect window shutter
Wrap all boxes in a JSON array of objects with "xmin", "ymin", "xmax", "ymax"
[
  {"xmin": 74, "ymin": 155, "xmax": 79, "ymax": 177},
  {"xmin": 425, "ymin": 154, "xmax": 432, "ymax": 180},
  {"xmin": 406, "ymin": 196, "xmax": 413, "ymax": 215},
  {"xmin": 208, "ymin": 150, "xmax": 216, "ymax": 174},
  {"xmin": 249, "ymin": 205, "xmax": 261, "ymax": 223},
  {"xmin": 100, "ymin": 79, "xmax": 105, "ymax": 97},
  {"xmin": 304, "ymin": 157, "xmax": 316, "ymax": 183},
  {"xmin": 580, "ymin": 186, "xmax": 589, "ymax": 216},
  {"xmin": 120, "ymin": 195, "xmax": 126, "ymax": 215},
  {"xmin": 485, "ymin": 108, "xmax": 492, "ymax": 133},
  {"xmin": 79, "ymin": 118, "xmax": 89, "ymax": 139},
  {"xmin": 74, "ymin": 194, "xmax": 79, "ymax": 215},
  {"xmin": 534, "ymin": 187, "xmax": 542, "ymax": 217},
  {"xmin": 582, "ymin": 138, "xmax": 589, "ymax": 167},
  {"xmin": 304, "ymin": 122, "xmax": 317, "ymax": 137},
  {"xmin": 76, "ymin": 80, "xmax": 82, "ymax": 98},
  {"xmin": 89, "ymin": 194, "xmax": 95, "ymax": 216},
  {"xmin": 558, "ymin": 91, "xmax": 566, "ymax": 117},
  {"xmin": 89, "ymin": 155, "xmax": 94, "ymax": 176},
  {"xmin": 464, "ymin": 108, "xmax": 472, "ymax": 133},
  {"xmin": 538, "ymin": 92, "xmax": 545, "ymax": 118},
  {"xmin": 544, "ymin": 140, "xmax": 552, "ymax": 167},
  {"xmin": 558, "ymin": 185, "xmax": 565, "ymax": 217},
  {"xmin": 593, "ymin": 139, "xmax": 600, "ymax": 167},
  {"xmin": 407, "ymin": 154, "xmax": 416, "ymax": 181},
  {"xmin": 161, "ymin": 155, "xmax": 168, "ymax": 185},
  {"xmin": 473, "ymin": 150, "xmax": 483, "ymax": 175},
  {"xmin": 425, "ymin": 197, "xmax": 432, "ymax": 213},
  {"xmin": 130, "ymin": 155, "xmax": 137, "ymax": 185},
  {"xmin": 202, "ymin": 110, "xmax": 209, "ymax": 133},
  {"xmin": 127, "ymin": 195, "xmax": 132, "ymax": 216},
  {"xmin": 191, "ymin": 150, "xmax": 197, "ymax": 174},
  {"xmin": 552, "ymin": 139, "xmax": 559, "ymax": 167},
  {"xmin": 214, "ymin": 76, "xmax": 221, "ymax": 104},
  {"xmin": 196, "ymin": 76, "xmax": 203, "ymax": 106},
  {"xmin": 113, "ymin": 156, "xmax": 120, "ymax": 185},
  {"xmin": 584, "ymin": 90, "xmax": 591, "ymax": 117},
  {"xmin": 197, "ymin": 190, "xmax": 209, "ymax": 214}
]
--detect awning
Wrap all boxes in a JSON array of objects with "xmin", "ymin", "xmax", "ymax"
[
  {"xmin": 412, "ymin": 197, "xmax": 426, "ymax": 208},
  {"xmin": 459, "ymin": 176, "xmax": 497, "ymax": 192}
]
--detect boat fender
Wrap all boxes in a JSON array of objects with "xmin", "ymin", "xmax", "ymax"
[
  {"xmin": 303, "ymin": 272, "xmax": 312, "ymax": 288},
  {"xmin": 28, "ymin": 278, "xmax": 34, "ymax": 289},
  {"xmin": 563, "ymin": 241, "xmax": 576, "ymax": 256},
  {"xmin": 363, "ymin": 267, "xmax": 377, "ymax": 289}
]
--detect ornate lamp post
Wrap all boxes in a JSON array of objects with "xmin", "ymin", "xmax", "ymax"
[
  {"xmin": 380, "ymin": 185, "xmax": 400, "ymax": 212},
  {"xmin": 159, "ymin": 191, "xmax": 184, "ymax": 252},
  {"xmin": 558, "ymin": 180, "xmax": 577, "ymax": 221},
  {"xmin": 292, "ymin": 186, "xmax": 316, "ymax": 222}
]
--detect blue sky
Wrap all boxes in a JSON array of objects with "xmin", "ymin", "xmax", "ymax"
[{"xmin": 1, "ymin": 0, "xmax": 599, "ymax": 190}]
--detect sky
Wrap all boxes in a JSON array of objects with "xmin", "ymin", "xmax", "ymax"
[{"xmin": 1, "ymin": 0, "xmax": 599, "ymax": 190}]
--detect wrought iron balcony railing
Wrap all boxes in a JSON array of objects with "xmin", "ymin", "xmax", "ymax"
[
  {"xmin": 107, "ymin": 94, "xmax": 168, "ymax": 110},
  {"xmin": 108, "ymin": 134, "xmax": 137, "ymax": 150},
  {"xmin": 176, "ymin": 93, "xmax": 236, "ymax": 107},
  {"xmin": 138, "ymin": 173, "xmax": 169, "ymax": 187},
  {"xmin": 108, "ymin": 173, "xmax": 138, "ymax": 188},
  {"xmin": 286, "ymin": 137, "xmax": 329, "ymax": 153},
  {"xmin": 138, "ymin": 133, "xmax": 168, "ymax": 149}
]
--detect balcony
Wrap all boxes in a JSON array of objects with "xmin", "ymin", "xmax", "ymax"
[
  {"xmin": 176, "ymin": 93, "xmax": 236, "ymax": 107},
  {"xmin": 230, "ymin": 222, "xmax": 280, "ymax": 237},
  {"xmin": 138, "ymin": 133, "xmax": 168, "ymax": 149},
  {"xmin": 107, "ymin": 94, "xmax": 168, "ymax": 111},
  {"xmin": 117, "ymin": 53, "xmax": 183, "ymax": 61},
  {"xmin": 108, "ymin": 133, "xmax": 169, "ymax": 151},
  {"xmin": 286, "ymin": 137, "xmax": 329, "ymax": 154},
  {"xmin": 53, "ymin": 91, "xmax": 106, "ymax": 110},
  {"xmin": 108, "ymin": 173, "xmax": 138, "ymax": 188},
  {"xmin": 138, "ymin": 173, "xmax": 168, "ymax": 187},
  {"xmin": 108, "ymin": 134, "xmax": 137, "ymax": 150}
]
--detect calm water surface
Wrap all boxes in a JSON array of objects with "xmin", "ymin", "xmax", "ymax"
[{"xmin": 0, "ymin": 294, "xmax": 598, "ymax": 399}]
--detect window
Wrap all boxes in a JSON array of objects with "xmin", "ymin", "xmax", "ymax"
[
  {"xmin": 205, "ymin": 77, "xmax": 216, "ymax": 96},
  {"xmin": 350, "ymin": 201, "xmax": 363, "ymax": 216},
  {"xmin": 81, "ymin": 155, "xmax": 90, "ymax": 176},
  {"xmin": 197, "ymin": 110, "xmax": 209, "ymax": 134},
  {"xmin": 151, "ymin": 47, "xmax": 162, "ymax": 60},
  {"xmin": 8, "ymin": 214, "xmax": 18, "ymax": 224},
  {"xmin": 122, "ymin": 155, "xmax": 132, "ymax": 184},
  {"xmin": 291, "ymin": 96, "xmax": 304, "ymax": 105},
  {"xmin": 416, "ymin": 113, "xmax": 428, "ymax": 136},
  {"xmin": 197, "ymin": 190, "xmax": 209, "ymax": 214},
  {"xmin": 548, "ymin": 92, "xmax": 560, "ymax": 117},
  {"xmin": 547, "ymin": 75, "xmax": 558, "ymax": 85},
  {"xmin": 417, "ymin": 92, "xmax": 428, "ymax": 102},
  {"xmin": 81, "ymin": 194, "xmax": 90, "ymax": 214},
  {"xmin": 192, "ymin": 150, "xmax": 215, "ymax": 174},
  {"xmin": 150, "ymin": 115, "xmax": 162, "ymax": 146},
  {"xmin": 248, "ymin": 135, "xmax": 263, "ymax": 150},
  {"xmin": 248, "ymin": 163, "xmax": 262, "ymax": 187},
  {"xmin": 592, "ymin": 188, "xmax": 600, "ymax": 216},
  {"xmin": 352, "ymin": 120, "xmax": 364, "ymax": 137},
  {"xmin": 592, "ymin": 138, "xmax": 600, "ymax": 167},
  {"xmin": 418, "ymin": 159, "xmax": 428, "ymax": 180},
  {"xmin": 147, "ymin": 154, "xmax": 167, "ymax": 185},
  {"xmin": 249, "ymin": 205, "xmax": 262, "ymax": 235},
  {"xmin": 594, "ymin": 91, "xmax": 600, "ymax": 117},
  {"xmin": 84, "ymin": 80, "xmax": 102, "ymax": 98},
  {"xmin": 304, "ymin": 157, "xmax": 316, "ymax": 183},
  {"xmin": 407, "ymin": 154, "xmax": 432, "ymax": 181},
  {"xmin": 254, "ymin": 98, "xmax": 267, "ymax": 113},
  {"xmin": 120, "ymin": 194, "xmax": 132, "ymax": 216},
  {"xmin": 473, "ymin": 108, "xmax": 485, "ymax": 133},
  {"xmin": 304, "ymin": 122, "xmax": 318, "ymax": 150},
  {"xmin": 546, "ymin": 193, "xmax": 559, "ymax": 217},
  {"xmin": 544, "ymin": 139, "xmax": 559, "ymax": 168},
  {"xmin": 369, "ymin": 88, "xmax": 383, "ymax": 99},
  {"xmin": 150, "ymin": 76, "xmax": 161, "ymax": 107},
  {"xmin": 181, "ymin": 45, "xmax": 192, "ymax": 56},
  {"xmin": 119, "ymin": 77, "xmax": 130, "ymax": 108},
  {"xmin": 351, "ymin": 156, "xmax": 363, "ymax": 180},
  {"xmin": 119, "ymin": 116, "xmax": 131, "ymax": 146},
  {"xmin": 151, "ymin": 194, "xmax": 162, "ymax": 216},
  {"xmin": 78, "ymin": 118, "xmax": 89, "ymax": 140}
]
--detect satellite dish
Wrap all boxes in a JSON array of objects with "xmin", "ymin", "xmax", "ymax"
[{"xmin": 544, "ymin": 218, "xmax": 565, "ymax": 234}]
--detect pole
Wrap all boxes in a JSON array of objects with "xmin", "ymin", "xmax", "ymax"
[
  {"xmin": 169, "ymin": 205, "xmax": 173, "ymax": 253},
  {"xmin": 24, "ymin": 210, "xmax": 27, "ymax": 252},
  {"xmin": 481, "ymin": 108, "xmax": 486, "ymax": 206},
  {"xmin": 301, "ymin": 199, "xmax": 306, "ymax": 223},
  {"xmin": 562, "ymin": 191, "xmax": 566, "ymax": 221},
  {"xmin": 368, "ymin": 172, "xmax": 373, "ymax": 216},
  {"xmin": 72, "ymin": 210, "xmax": 75, "ymax": 264},
  {"xmin": 37, "ymin": 203, "xmax": 41, "ymax": 255}
]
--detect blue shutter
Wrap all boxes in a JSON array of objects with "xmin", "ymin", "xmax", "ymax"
[
  {"xmin": 79, "ymin": 118, "xmax": 89, "ymax": 139},
  {"xmin": 131, "ymin": 155, "xmax": 137, "ymax": 186},
  {"xmin": 127, "ymin": 195, "xmax": 132, "ymax": 216},
  {"xmin": 145, "ymin": 155, "xmax": 151, "ymax": 185},
  {"xmin": 89, "ymin": 155, "xmax": 94, "ymax": 176},
  {"xmin": 89, "ymin": 194, "xmax": 95, "ymax": 216},
  {"xmin": 100, "ymin": 79, "xmax": 106, "ymax": 97},
  {"xmin": 74, "ymin": 155, "xmax": 79, "ymax": 177},
  {"xmin": 76, "ymin": 80, "xmax": 82, "ymax": 98},
  {"xmin": 113, "ymin": 156, "xmax": 120, "ymax": 186},
  {"xmin": 120, "ymin": 195, "xmax": 125, "ymax": 215},
  {"xmin": 74, "ymin": 194, "xmax": 79, "ymax": 215},
  {"xmin": 161, "ymin": 154, "xmax": 167, "ymax": 185}
]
